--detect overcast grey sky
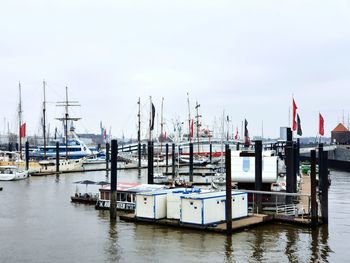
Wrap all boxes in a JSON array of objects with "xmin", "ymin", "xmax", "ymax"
[{"xmin": 1, "ymin": 0, "xmax": 349, "ymax": 139}]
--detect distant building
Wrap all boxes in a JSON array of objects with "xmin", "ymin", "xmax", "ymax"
[{"xmin": 331, "ymin": 123, "xmax": 350, "ymax": 144}]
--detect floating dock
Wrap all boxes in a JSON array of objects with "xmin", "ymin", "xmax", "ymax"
[{"xmin": 119, "ymin": 212, "xmax": 316, "ymax": 234}]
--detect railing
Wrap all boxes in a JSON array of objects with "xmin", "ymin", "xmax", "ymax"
[{"xmin": 236, "ymin": 189, "xmax": 311, "ymax": 218}]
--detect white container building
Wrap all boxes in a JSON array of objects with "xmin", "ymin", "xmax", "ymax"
[
  {"xmin": 136, "ymin": 188, "xmax": 200, "ymax": 220},
  {"xmin": 180, "ymin": 191, "xmax": 248, "ymax": 225}
]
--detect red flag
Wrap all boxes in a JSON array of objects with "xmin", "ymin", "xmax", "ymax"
[
  {"xmin": 20, "ymin": 123, "xmax": 26, "ymax": 138},
  {"xmin": 319, "ymin": 113, "xmax": 324, "ymax": 136},
  {"xmin": 292, "ymin": 98, "xmax": 298, "ymax": 131},
  {"xmin": 103, "ymin": 128, "xmax": 107, "ymax": 141}
]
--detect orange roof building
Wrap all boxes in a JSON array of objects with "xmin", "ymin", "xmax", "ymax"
[{"xmin": 331, "ymin": 123, "xmax": 350, "ymax": 144}]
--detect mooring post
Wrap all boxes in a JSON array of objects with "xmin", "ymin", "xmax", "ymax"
[
  {"xmin": 138, "ymin": 142, "xmax": 141, "ymax": 169},
  {"xmin": 25, "ymin": 141, "xmax": 29, "ymax": 171},
  {"xmin": 285, "ymin": 135, "xmax": 294, "ymax": 204},
  {"xmin": 236, "ymin": 142, "xmax": 240, "ymax": 151},
  {"xmin": 310, "ymin": 150, "xmax": 318, "ymax": 228},
  {"xmin": 209, "ymin": 143, "xmax": 212, "ymax": 163},
  {"xmin": 318, "ymin": 143, "xmax": 324, "ymax": 191},
  {"xmin": 55, "ymin": 142, "xmax": 60, "ymax": 175},
  {"xmin": 255, "ymin": 140, "xmax": 263, "ymax": 214},
  {"xmin": 172, "ymin": 143, "xmax": 175, "ymax": 179},
  {"xmin": 225, "ymin": 144, "xmax": 232, "ymax": 234},
  {"xmin": 148, "ymin": 141, "xmax": 154, "ymax": 184},
  {"xmin": 110, "ymin": 140, "xmax": 118, "ymax": 221},
  {"xmin": 320, "ymin": 150, "xmax": 329, "ymax": 224},
  {"xmin": 189, "ymin": 142, "xmax": 193, "ymax": 182},
  {"xmin": 105, "ymin": 143, "xmax": 110, "ymax": 177},
  {"xmin": 165, "ymin": 143, "xmax": 169, "ymax": 174},
  {"xmin": 292, "ymin": 141, "xmax": 298, "ymax": 193}
]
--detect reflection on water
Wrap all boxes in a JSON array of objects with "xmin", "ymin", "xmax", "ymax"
[{"xmin": 0, "ymin": 169, "xmax": 349, "ymax": 262}]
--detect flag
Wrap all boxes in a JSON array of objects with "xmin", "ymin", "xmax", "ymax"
[
  {"xmin": 319, "ymin": 113, "xmax": 324, "ymax": 136},
  {"xmin": 244, "ymin": 119, "xmax": 250, "ymax": 146},
  {"xmin": 234, "ymin": 126, "xmax": 239, "ymax": 140},
  {"xmin": 297, "ymin": 114, "xmax": 302, "ymax": 136},
  {"xmin": 150, "ymin": 103, "xmax": 155, "ymax": 131},
  {"xmin": 103, "ymin": 128, "xmax": 107, "ymax": 141},
  {"xmin": 20, "ymin": 123, "xmax": 26, "ymax": 138},
  {"xmin": 292, "ymin": 98, "xmax": 298, "ymax": 131}
]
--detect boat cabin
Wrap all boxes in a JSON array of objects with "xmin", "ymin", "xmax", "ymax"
[{"xmin": 96, "ymin": 183, "xmax": 165, "ymax": 211}]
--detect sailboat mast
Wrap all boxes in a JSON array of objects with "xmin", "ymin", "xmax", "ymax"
[
  {"xmin": 18, "ymin": 82, "xmax": 23, "ymax": 159},
  {"xmin": 137, "ymin": 97, "xmax": 141, "ymax": 144},
  {"xmin": 43, "ymin": 80, "xmax": 47, "ymax": 159},
  {"xmin": 187, "ymin": 93, "xmax": 191, "ymax": 142},
  {"xmin": 195, "ymin": 101, "xmax": 201, "ymax": 154},
  {"xmin": 65, "ymin": 86, "xmax": 69, "ymax": 159}
]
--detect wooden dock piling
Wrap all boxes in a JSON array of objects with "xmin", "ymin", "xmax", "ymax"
[
  {"xmin": 310, "ymin": 150, "xmax": 318, "ymax": 228},
  {"xmin": 55, "ymin": 142, "xmax": 59, "ymax": 175},
  {"xmin": 225, "ymin": 145, "xmax": 232, "ymax": 234},
  {"xmin": 148, "ymin": 141, "xmax": 154, "ymax": 184},
  {"xmin": 320, "ymin": 149, "xmax": 329, "ymax": 224},
  {"xmin": 285, "ymin": 140, "xmax": 294, "ymax": 203},
  {"xmin": 165, "ymin": 143, "xmax": 169, "ymax": 174},
  {"xmin": 138, "ymin": 142, "xmax": 141, "ymax": 169},
  {"xmin": 172, "ymin": 143, "xmax": 175, "ymax": 179},
  {"xmin": 106, "ymin": 143, "xmax": 110, "ymax": 177},
  {"xmin": 25, "ymin": 141, "xmax": 29, "ymax": 171},
  {"xmin": 254, "ymin": 140, "xmax": 263, "ymax": 213},
  {"xmin": 110, "ymin": 140, "xmax": 118, "ymax": 221}
]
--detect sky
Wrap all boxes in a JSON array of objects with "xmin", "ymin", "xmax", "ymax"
[{"xmin": 1, "ymin": 0, "xmax": 350, "ymax": 140}]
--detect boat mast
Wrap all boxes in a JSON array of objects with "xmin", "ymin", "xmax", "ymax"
[
  {"xmin": 43, "ymin": 80, "xmax": 47, "ymax": 159},
  {"xmin": 195, "ymin": 101, "xmax": 201, "ymax": 154},
  {"xmin": 64, "ymin": 87, "xmax": 69, "ymax": 158},
  {"xmin": 187, "ymin": 93, "xmax": 191, "ymax": 143},
  {"xmin": 18, "ymin": 82, "xmax": 23, "ymax": 159},
  {"xmin": 137, "ymin": 97, "xmax": 141, "ymax": 145},
  {"xmin": 56, "ymin": 86, "xmax": 80, "ymax": 159}
]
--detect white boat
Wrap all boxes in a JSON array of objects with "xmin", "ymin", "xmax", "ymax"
[
  {"xmin": 38, "ymin": 158, "xmax": 84, "ymax": 173},
  {"xmin": 0, "ymin": 166, "xmax": 29, "ymax": 181}
]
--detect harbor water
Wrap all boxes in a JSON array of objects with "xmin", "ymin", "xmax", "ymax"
[{"xmin": 1, "ymin": 169, "xmax": 350, "ymax": 262}]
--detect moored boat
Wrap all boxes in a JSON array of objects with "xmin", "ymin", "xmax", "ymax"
[
  {"xmin": 95, "ymin": 183, "xmax": 165, "ymax": 211},
  {"xmin": 71, "ymin": 193, "xmax": 98, "ymax": 204},
  {"xmin": 36, "ymin": 158, "xmax": 84, "ymax": 174},
  {"xmin": 0, "ymin": 166, "xmax": 29, "ymax": 181}
]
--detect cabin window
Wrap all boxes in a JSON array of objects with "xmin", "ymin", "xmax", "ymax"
[
  {"xmin": 117, "ymin": 193, "xmax": 121, "ymax": 201},
  {"xmin": 217, "ymin": 201, "xmax": 219, "ymax": 204},
  {"xmin": 120, "ymin": 193, "xmax": 126, "ymax": 202},
  {"xmin": 144, "ymin": 197, "xmax": 147, "ymax": 201},
  {"xmin": 127, "ymin": 194, "xmax": 132, "ymax": 202},
  {"xmin": 233, "ymin": 198, "xmax": 235, "ymax": 202},
  {"xmin": 190, "ymin": 202, "xmax": 193, "ymax": 205}
]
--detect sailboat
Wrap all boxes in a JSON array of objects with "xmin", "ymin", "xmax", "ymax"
[{"xmin": 31, "ymin": 86, "xmax": 96, "ymax": 161}]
